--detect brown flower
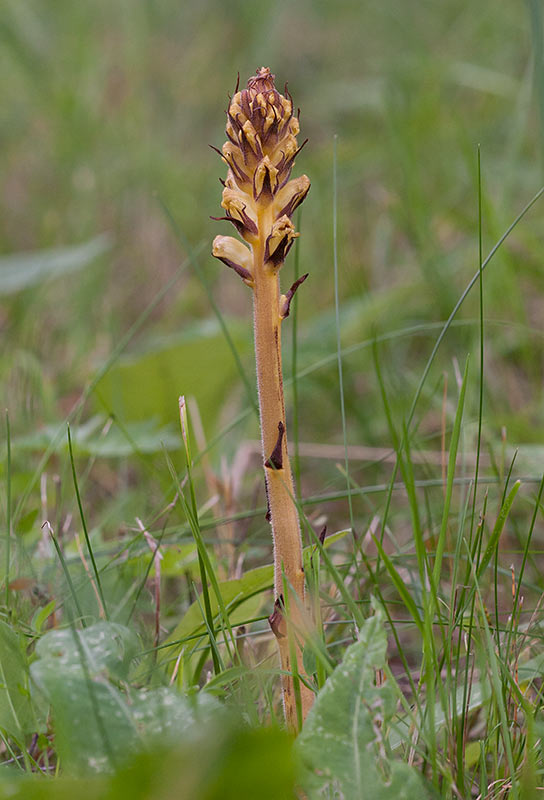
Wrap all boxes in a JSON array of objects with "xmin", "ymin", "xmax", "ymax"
[{"xmin": 212, "ymin": 67, "xmax": 310, "ymax": 278}]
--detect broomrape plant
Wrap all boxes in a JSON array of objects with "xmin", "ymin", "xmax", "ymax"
[{"xmin": 212, "ymin": 67, "xmax": 313, "ymax": 730}]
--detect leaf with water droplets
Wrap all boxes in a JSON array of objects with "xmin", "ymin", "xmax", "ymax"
[
  {"xmin": 30, "ymin": 622, "xmax": 221, "ymax": 773},
  {"xmin": 297, "ymin": 602, "xmax": 430, "ymax": 799},
  {"xmin": 32, "ymin": 621, "xmax": 139, "ymax": 684}
]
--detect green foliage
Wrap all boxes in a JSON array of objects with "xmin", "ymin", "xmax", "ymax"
[
  {"xmin": 0, "ymin": 621, "xmax": 36, "ymax": 739},
  {"xmin": 2, "ymin": 0, "xmax": 544, "ymax": 796},
  {"xmin": 0, "ymin": 236, "xmax": 111, "ymax": 296},
  {"xmin": 160, "ymin": 564, "xmax": 271, "ymax": 664},
  {"xmin": 31, "ymin": 622, "xmax": 139, "ymax": 682},
  {"xmin": 95, "ymin": 320, "xmax": 251, "ymax": 431},
  {"xmin": 297, "ymin": 603, "xmax": 431, "ymax": 799},
  {"xmin": 13, "ymin": 416, "xmax": 180, "ymax": 458},
  {"xmin": 30, "ymin": 621, "xmax": 220, "ymax": 772},
  {"xmin": 0, "ymin": 724, "xmax": 296, "ymax": 800},
  {"xmin": 161, "ymin": 531, "xmax": 350, "ymax": 669}
]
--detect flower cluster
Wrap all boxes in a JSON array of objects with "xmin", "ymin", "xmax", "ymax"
[{"xmin": 212, "ymin": 67, "xmax": 310, "ymax": 286}]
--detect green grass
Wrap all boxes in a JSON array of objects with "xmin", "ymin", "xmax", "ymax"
[{"xmin": 2, "ymin": 0, "xmax": 544, "ymax": 796}]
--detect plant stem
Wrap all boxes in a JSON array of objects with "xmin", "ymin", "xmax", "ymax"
[
  {"xmin": 253, "ymin": 206, "xmax": 313, "ymax": 729},
  {"xmin": 212, "ymin": 67, "xmax": 314, "ymax": 729}
]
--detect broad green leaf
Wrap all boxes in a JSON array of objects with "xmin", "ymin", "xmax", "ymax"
[
  {"xmin": 302, "ymin": 646, "xmax": 317, "ymax": 677},
  {"xmin": 94, "ymin": 319, "xmax": 251, "ymax": 431},
  {"xmin": 0, "ymin": 235, "xmax": 111, "ymax": 295},
  {"xmin": 82, "ymin": 420, "xmax": 180, "ymax": 457},
  {"xmin": 30, "ymin": 624, "xmax": 141, "ymax": 770},
  {"xmin": 129, "ymin": 687, "xmax": 219, "ymax": 746},
  {"xmin": 297, "ymin": 603, "xmax": 429, "ymax": 798},
  {"xmin": 0, "ymin": 621, "xmax": 36, "ymax": 738},
  {"xmin": 161, "ymin": 529, "xmax": 351, "ymax": 665},
  {"xmin": 198, "ymin": 724, "xmax": 297, "ymax": 800},
  {"xmin": 14, "ymin": 416, "xmax": 180, "ymax": 458},
  {"xmin": 0, "ymin": 775, "xmax": 105, "ymax": 800},
  {"xmin": 160, "ymin": 564, "xmax": 272, "ymax": 663},
  {"xmin": 30, "ymin": 622, "xmax": 221, "ymax": 773},
  {"xmin": 13, "ymin": 416, "xmax": 103, "ymax": 452},
  {"xmin": 0, "ymin": 723, "xmax": 295, "ymax": 799},
  {"xmin": 516, "ymin": 650, "xmax": 544, "ymax": 685},
  {"xmin": 31, "ymin": 622, "xmax": 139, "ymax": 684},
  {"xmin": 31, "ymin": 675, "xmax": 219, "ymax": 774},
  {"xmin": 159, "ymin": 543, "xmax": 199, "ymax": 577},
  {"xmin": 34, "ymin": 672, "xmax": 140, "ymax": 773}
]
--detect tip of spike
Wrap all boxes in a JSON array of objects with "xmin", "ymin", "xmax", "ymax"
[{"xmin": 248, "ymin": 67, "xmax": 276, "ymax": 92}]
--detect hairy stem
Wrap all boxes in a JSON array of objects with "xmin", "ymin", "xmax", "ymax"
[
  {"xmin": 253, "ymin": 208, "xmax": 313, "ymax": 729},
  {"xmin": 212, "ymin": 67, "xmax": 314, "ymax": 729}
]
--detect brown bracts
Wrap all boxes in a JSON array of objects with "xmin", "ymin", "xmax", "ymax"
[{"xmin": 212, "ymin": 67, "xmax": 313, "ymax": 730}]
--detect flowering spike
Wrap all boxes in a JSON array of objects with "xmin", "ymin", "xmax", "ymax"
[
  {"xmin": 212, "ymin": 66, "xmax": 310, "ymax": 275},
  {"xmin": 211, "ymin": 68, "xmax": 313, "ymax": 731}
]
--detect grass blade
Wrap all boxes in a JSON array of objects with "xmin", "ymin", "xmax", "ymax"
[
  {"xmin": 432, "ymin": 357, "xmax": 469, "ymax": 587},
  {"xmin": 4, "ymin": 411, "xmax": 11, "ymax": 610},
  {"xmin": 67, "ymin": 424, "xmax": 108, "ymax": 620}
]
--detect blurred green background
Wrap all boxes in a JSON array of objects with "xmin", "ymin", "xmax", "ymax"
[
  {"xmin": 1, "ymin": 0, "xmax": 544, "ymax": 539},
  {"xmin": 2, "ymin": 5, "xmax": 544, "ymax": 787}
]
